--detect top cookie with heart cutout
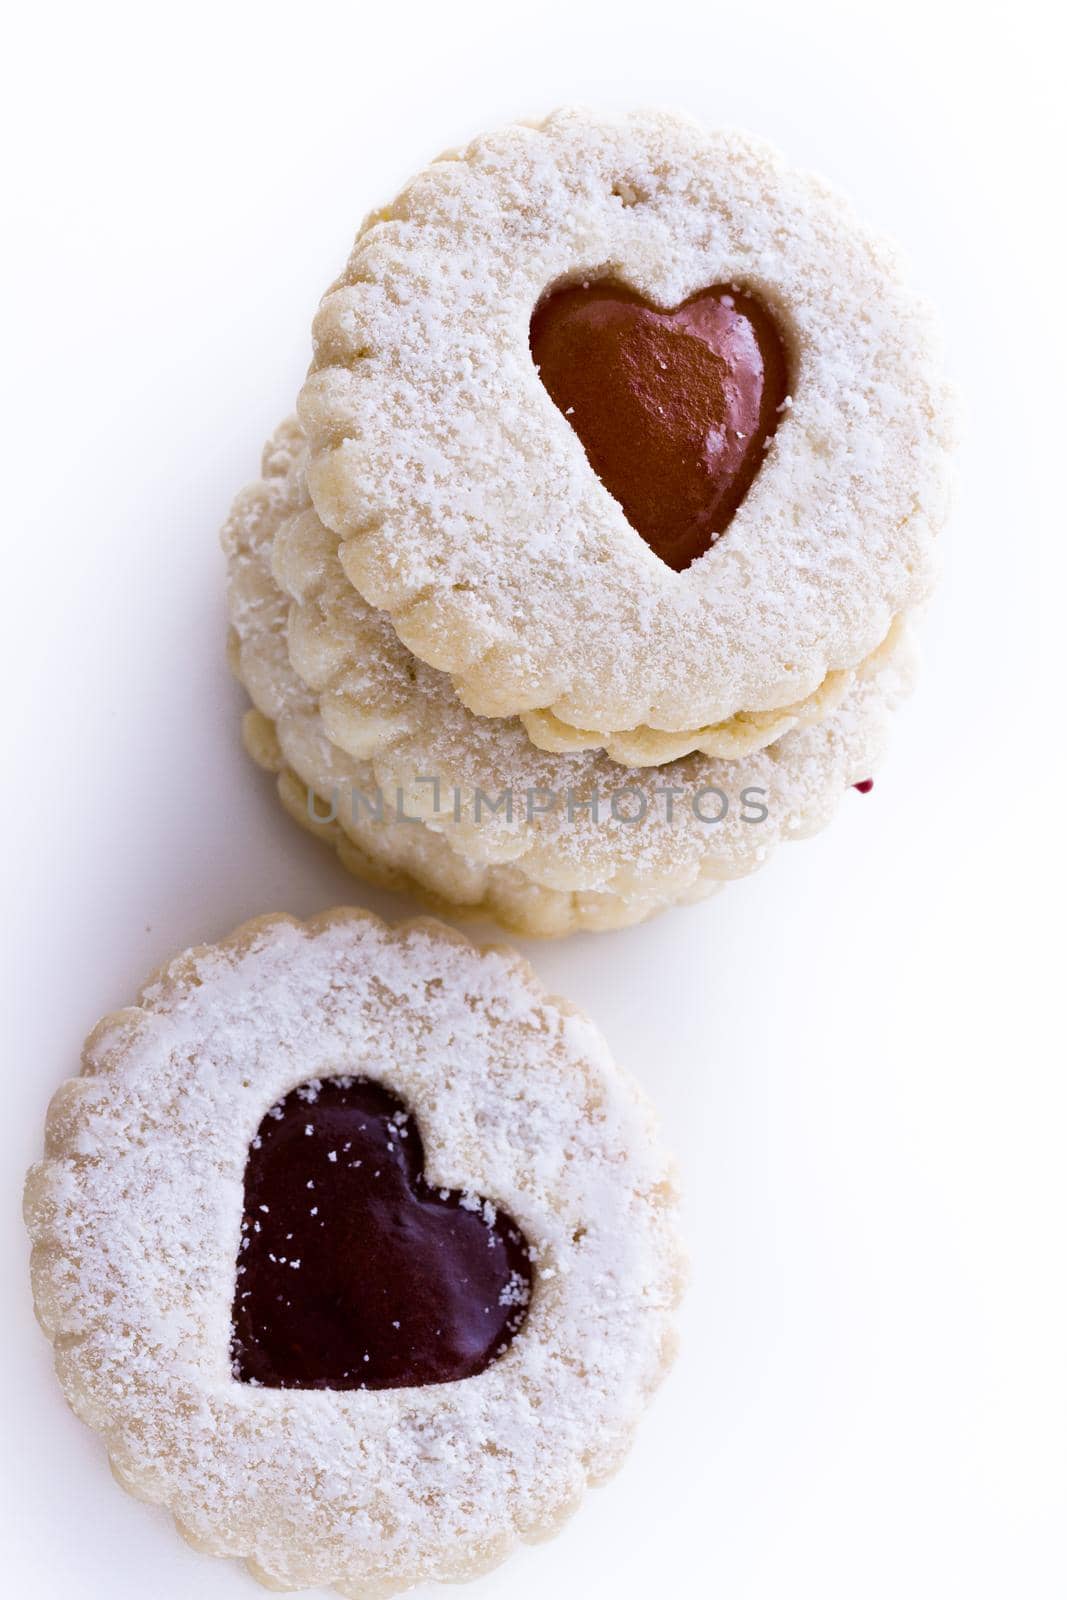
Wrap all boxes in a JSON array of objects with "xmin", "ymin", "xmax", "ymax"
[{"xmin": 299, "ymin": 107, "xmax": 955, "ymax": 742}]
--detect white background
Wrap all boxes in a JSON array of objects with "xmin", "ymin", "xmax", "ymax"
[{"xmin": 3, "ymin": 1, "xmax": 1064, "ymax": 1595}]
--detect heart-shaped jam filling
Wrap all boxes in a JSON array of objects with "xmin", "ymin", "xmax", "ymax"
[
  {"xmin": 530, "ymin": 281, "xmax": 789, "ymax": 572},
  {"xmin": 231, "ymin": 1077, "xmax": 532, "ymax": 1390}
]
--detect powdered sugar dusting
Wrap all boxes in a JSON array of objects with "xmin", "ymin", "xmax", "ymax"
[
  {"xmin": 298, "ymin": 108, "xmax": 954, "ymax": 735},
  {"xmin": 25, "ymin": 911, "xmax": 684, "ymax": 1593}
]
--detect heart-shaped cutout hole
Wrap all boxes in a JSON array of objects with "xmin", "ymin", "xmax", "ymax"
[
  {"xmin": 231, "ymin": 1077, "xmax": 532, "ymax": 1389},
  {"xmin": 530, "ymin": 281, "xmax": 789, "ymax": 572}
]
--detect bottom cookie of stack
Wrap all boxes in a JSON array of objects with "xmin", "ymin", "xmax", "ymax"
[{"xmin": 242, "ymin": 707, "xmax": 732, "ymax": 936}]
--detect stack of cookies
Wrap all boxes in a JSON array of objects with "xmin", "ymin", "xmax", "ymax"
[{"xmin": 225, "ymin": 108, "xmax": 954, "ymax": 934}]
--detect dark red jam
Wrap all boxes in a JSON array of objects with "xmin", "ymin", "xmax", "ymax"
[
  {"xmin": 530, "ymin": 281, "xmax": 789, "ymax": 571},
  {"xmin": 231, "ymin": 1077, "xmax": 532, "ymax": 1390}
]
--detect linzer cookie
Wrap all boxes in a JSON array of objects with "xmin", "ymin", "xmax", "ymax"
[
  {"xmin": 24, "ymin": 910, "xmax": 683, "ymax": 1593},
  {"xmin": 224, "ymin": 422, "xmax": 915, "ymax": 936},
  {"xmin": 299, "ymin": 107, "xmax": 954, "ymax": 752}
]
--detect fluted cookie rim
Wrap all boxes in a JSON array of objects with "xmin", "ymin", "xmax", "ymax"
[{"xmin": 516, "ymin": 662, "xmax": 856, "ymax": 765}]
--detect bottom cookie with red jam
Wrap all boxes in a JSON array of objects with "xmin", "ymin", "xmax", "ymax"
[{"xmin": 25, "ymin": 910, "xmax": 684, "ymax": 1594}]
